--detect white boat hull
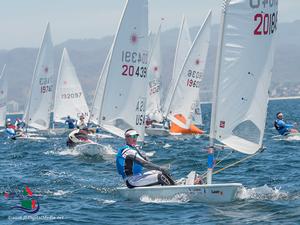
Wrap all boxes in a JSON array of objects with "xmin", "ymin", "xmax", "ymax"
[
  {"xmin": 75, "ymin": 143, "xmax": 116, "ymax": 159},
  {"xmin": 117, "ymin": 183, "xmax": 242, "ymax": 203},
  {"xmin": 145, "ymin": 127, "xmax": 169, "ymax": 136}
]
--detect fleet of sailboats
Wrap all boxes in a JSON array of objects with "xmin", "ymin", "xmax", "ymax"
[
  {"xmin": 1, "ymin": 0, "xmax": 283, "ymax": 204},
  {"xmin": 118, "ymin": 0, "xmax": 278, "ymax": 202}
]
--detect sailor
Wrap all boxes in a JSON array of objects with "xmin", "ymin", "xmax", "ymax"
[
  {"xmin": 5, "ymin": 118, "xmax": 17, "ymax": 139},
  {"xmin": 65, "ymin": 115, "xmax": 76, "ymax": 129},
  {"xmin": 66, "ymin": 128, "xmax": 90, "ymax": 148},
  {"xmin": 274, "ymin": 112, "xmax": 299, "ymax": 135},
  {"xmin": 76, "ymin": 114, "xmax": 87, "ymax": 129},
  {"xmin": 15, "ymin": 118, "xmax": 26, "ymax": 130},
  {"xmin": 116, "ymin": 128, "xmax": 175, "ymax": 188}
]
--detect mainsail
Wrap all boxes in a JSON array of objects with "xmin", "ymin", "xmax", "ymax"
[
  {"xmin": 166, "ymin": 12, "xmax": 211, "ymax": 129},
  {"xmin": 210, "ymin": 0, "xmax": 278, "ymax": 154},
  {"xmin": 89, "ymin": 48, "xmax": 112, "ymax": 125},
  {"xmin": 146, "ymin": 25, "xmax": 163, "ymax": 122},
  {"xmin": 23, "ymin": 23, "xmax": 54, "ymax": 130},
  {"xmin": 163, "ymin": 15, "xmax": 192, "ymax": 116},
  {"xmin": 53, "ymin": 48, "xmax": 89, "ymax": 123},
  {"xmin": 0, "ymin": 65, "xmax": 7, "ymax": 127},
  {"xmin": 98, "ymin": 0, "xmax": 148, "ymax": 141}
]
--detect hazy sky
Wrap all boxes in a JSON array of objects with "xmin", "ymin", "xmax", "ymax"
[{"xmin": 0, "ymin": 0, "xmax": 299, "ymax": 49}]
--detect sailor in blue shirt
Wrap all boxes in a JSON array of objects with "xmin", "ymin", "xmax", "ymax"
[
  {"xmin": 65, "ymin": 115, "xmax": 76, "ymax": 129},
  {"xmin": 274, "ymin": 112, "xmax": 298, "ymax": 135},
  {"xmin": 116, "ymin": 129, "xmax": 175, "ymax": 188}
]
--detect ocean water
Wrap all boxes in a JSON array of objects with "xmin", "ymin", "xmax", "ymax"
[{"xmin": 0, "ymin": 99, "xmax": 300, "ymax": 224}]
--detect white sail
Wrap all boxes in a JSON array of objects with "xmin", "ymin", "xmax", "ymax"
[
  {"xmin": 146, "ymin": 25, "xmax": 163, "ymax": 122},
  {"xmin": 166, "ymin": 11, "xmax": 211, "ymax": 129},
  {"xmin": 191, "ymin": 101, "xmax": 203, "ymax": 126},
  {"xmin": 99, "ymin": 0, "xmax": 148, "ymax": 141},
  {"xmin": 0, "ymin": 65, "xmax": 7, "ymax": 127},
  {"xmin": 211, "ymin": 0, "xmax": 278, "ymax": 154},
  {"xmin": 163, "ymin": 15, "xmax": 192, "ymax": 116},
  {"xmin": 23, "ymin": 23, "xmax": 54, "ymax": 130},
  {"xmin": 53, "ymin": 48, "xmax": 89, "ymax": 124},
  {"xmin": 89, "ymin": 48, "xmax": 112, "ymax": 125}
]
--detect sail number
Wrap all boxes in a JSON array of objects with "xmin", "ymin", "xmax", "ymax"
[
  {"xmin": 122, "ymin": 65, "xmax": 147, "ymax": 78},
  {"xmin": 61, "ymin": 92, "xmax": 82, "ymax": 99},
  {"xmin": 250, "ymin": 0, "xmax": 278, "ymax": 8},
  {"xmin": 253, "ymin": 12, "xmax": 278, "ymax": 36},
  {"xmin": 40, "ymin": 77, "xmax": 53, "ymax": 94},
  {"xmin": 149, "ymin": 80, "xmax": 160, "ymax": 95},
  {"xmin": 136, "ymin": 98, "xmax": 146, "ymax": 126},
  {"xmin": 186, "ymin": 70, "xmax": 202, "ymax": 88}
]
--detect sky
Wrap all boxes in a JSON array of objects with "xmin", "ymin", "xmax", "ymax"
[{"xmin": 0, "ymin": 0, "xmax": 299, "ymax": 49}]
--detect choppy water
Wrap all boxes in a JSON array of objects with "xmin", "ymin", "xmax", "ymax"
[{"xmin": 1, "ymin": 99, "xmax": 300, "ymax": 224}]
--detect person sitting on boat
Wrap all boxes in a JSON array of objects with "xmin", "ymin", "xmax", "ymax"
[
  {"xmin": 76, "ymin": 114, "xmax": 87, "ymax": 129},
  {"xmin": 66, "ymin": 128, "xmax": 91, "ymax": 148},
  {"xmin": 274, "ymin": 112, "xmax": 299, "ymax": 136},
  {"xmin": 116, "ymin": 128, "xmax": 175, "ymax": 188},
  {"xmin": 5, "ymin": 118, "xmax": 17, "ymax": 139},
  {"xmin": 15, "ymin": 118, "xmax": 26, "ymax": 130},
  {"xmin": 65, "ymin": 115, "xmax": 76, "ymax": 129}
]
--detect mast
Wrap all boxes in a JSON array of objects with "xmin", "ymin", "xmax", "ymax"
[{"xmin": 207, "ymin": 1, "xmax": 228, "ymax": 184}]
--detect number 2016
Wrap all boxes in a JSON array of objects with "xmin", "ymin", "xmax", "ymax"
[{"xmin": 254, "ymin": 12, "xmax": 277, "ymax": 35}]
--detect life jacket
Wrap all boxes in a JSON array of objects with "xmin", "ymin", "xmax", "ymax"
[{"xmin": 116, "ymin": 145, "xmax": 143, "ymax": 179}]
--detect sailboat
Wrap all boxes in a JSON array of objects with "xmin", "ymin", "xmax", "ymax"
[
  {"xmin": 0, "ymin": 64, "xmax": 7, "ymax": 129},
  {"xmin": 145, "ymin": 25, "xmax": 169, "ymax": 136},
  {"xmin": 118, "ymin": 0, "xmax": 278, "ymax": 202},
  {"xmin": 97, "ymin": 0, "xmax": 148, "ymax": 142},
  {"xmin": 23, "ymin": 23, "xmax": 54, "ymax": 133},
  {"xmin": 52, "ymin": 48, "xmax": 89, "ymax": 133},
  {"xmin": 163, "ymin": 12, "xmax": 211, "ymax": 135},
  {"xmin": 89, "ymin": 48, "xmax": 112, "ymax": 126}
]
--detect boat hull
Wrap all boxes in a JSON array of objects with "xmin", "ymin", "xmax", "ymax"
[
  {"xmin": 145, "ymin": 127, "xmax": 170, "ymax": 136},
  {"xmin": 117, "ymin": 183, "xmax": 242, "ymax": 203}
]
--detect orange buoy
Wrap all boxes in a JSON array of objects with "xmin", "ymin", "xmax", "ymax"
[{"xmin": 170, "ymin": 114, "xmax": 204, "ymax": 134}]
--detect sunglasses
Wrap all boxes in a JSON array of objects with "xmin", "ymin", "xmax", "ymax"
[{"xmin": 127, "ymin": 134, "xmax": 139, "ymax": 139}]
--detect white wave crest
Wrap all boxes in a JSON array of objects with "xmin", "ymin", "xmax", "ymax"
[
  {"xmin": 237, "ymin": 185, "xmax": 288, "ymax": 201},
  {"xmin": 163, "ymin": 143, "xmax": 171, "ymax": 148},
  {"xmin": 140, "ymin": 193, "xmax": 190, "ymax": 203}
]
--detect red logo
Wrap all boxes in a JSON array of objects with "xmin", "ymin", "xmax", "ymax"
[
  {"xmin": 44, "ymin": 67, "xmax": 48, "ymax": 73},
  {"xmin": 153, "ymin": 66, "xmax": 158, "ymax": 72},
  {"xmin": 219, "ymin": 121, "xmax": 225, "ymax": 128},
  {"xmin": 131, "ymin": 34, "xmax": 138, "ymax": 44},
  {"xmin": 63, "ymin": 81, "xmax": 67, "ymax": 85},
  {"xmin": 195, "ymin": 59, "xmax": 201, "ymax": 65}
]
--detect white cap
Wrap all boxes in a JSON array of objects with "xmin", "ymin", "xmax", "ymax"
[
  {"xmin": 6, "ymin": 118, "xmax": 11, "ymax": 122},
  {"xmin": 125, "ymin": 129, "xmax": 139, "ymax": 137}
]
